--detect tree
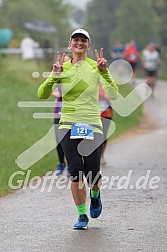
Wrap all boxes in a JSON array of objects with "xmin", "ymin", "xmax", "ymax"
[
  {"xmin": 153, "ymin": 0, "xmax": 167, "ymax": 49},
  {"xmin": 85, "ymin": 0, "xmax": 161, "ymax": 58},
  {"xmin": 113, "ymin": 0, "xmax": 159, "ymax": 49},
  {"xmin": 85, "ymin": 0, "xmax": 123, "ymax": 59},
  {"xmin": 0, "ymin": 0, "xmax": 72, "ymax": 47}
]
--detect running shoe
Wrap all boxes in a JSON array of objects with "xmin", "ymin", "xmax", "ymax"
[
  {"xmin": 90, "ymin": 191, "xmax": 102, "ymax": 218},
  {"xmin": 73, "ymin": 214, "xmax": 89, "ymax": 230},
  {"xmin": 55, "ymin": 163, "xmax": 66, "ymax": 175}
]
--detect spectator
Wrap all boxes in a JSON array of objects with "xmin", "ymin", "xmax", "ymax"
[{"xmin": 20, "ymin": 33, "xmax": 39, "ymax": 60}]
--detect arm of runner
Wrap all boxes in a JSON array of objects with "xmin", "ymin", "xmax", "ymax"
[
  {"xmin": 53, "ymin": 51, "xmax": 65, "ymax": 75},
  {"xmin": 100, "ymin": 71, "xmax": 119, "ymax": 100},
  {"xmin": 95, "ymin": 48, "xmax": 119, "ymax": 99},
  {"xmin": 38, "ymin": 51, "xmax": 65, "ymax": 99}
]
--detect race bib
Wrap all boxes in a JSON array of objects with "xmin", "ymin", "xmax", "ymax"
[
  {"xmin": 70, "ymin": 123, "xmax": 94, "ymax": 140},
  {"xmin": 129, "ymin": 53, "xmax": 137, "ymax": 61}
]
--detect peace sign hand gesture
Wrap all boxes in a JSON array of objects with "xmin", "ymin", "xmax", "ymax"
[
  {"xmin": 95, "ymin": 48, "xmax": 107, "ymax": 72},
  {"xmin": 52, "ymin": 51, "xmax": 65, "ymax": 75}
]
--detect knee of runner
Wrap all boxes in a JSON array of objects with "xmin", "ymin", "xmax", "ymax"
[
  {"xmin": 70, "ymin": 170, "xmax": 84, "ymax": 182},
  {"xmin": 87, "ymin": 172, "xmax": 102, "ymax": 187}
]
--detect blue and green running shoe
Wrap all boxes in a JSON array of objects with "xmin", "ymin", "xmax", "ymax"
[
  {"xmin": 90, "ymin": 191, "xmax": 102, "ymax": 218},
  {"xmin": 73, "ymin": 214, "xmax": 89, "ymax": 230}
]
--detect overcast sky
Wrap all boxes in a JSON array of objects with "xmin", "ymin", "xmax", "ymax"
[{"xmin": 64, "ymin": 0, "xmax": 91, "ymax": 9}]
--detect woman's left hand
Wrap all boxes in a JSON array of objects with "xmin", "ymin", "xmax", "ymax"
[{"xmin": 95, "ymin": 48, "xmax": 107, "ymax": 72}]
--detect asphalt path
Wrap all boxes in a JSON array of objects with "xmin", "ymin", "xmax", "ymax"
[{"xmin": 0, "ymin": 80, "xmax": 167, "ymax": 252}]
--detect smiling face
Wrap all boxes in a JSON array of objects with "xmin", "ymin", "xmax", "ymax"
[{"xmin": 69, "ymin": 34, "xmax": 90, "ymax": 56}]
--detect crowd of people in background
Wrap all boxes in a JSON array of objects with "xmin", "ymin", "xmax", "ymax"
[{"xmin": 110, "ymin": 39, "xmax": 161, "ymax": 93}]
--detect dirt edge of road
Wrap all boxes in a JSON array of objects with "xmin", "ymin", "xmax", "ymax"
[{"xmin": 112, "ymin": 109, "xmax": 158, "ymax": 143}]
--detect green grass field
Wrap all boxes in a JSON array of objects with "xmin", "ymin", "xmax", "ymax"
[{"xmin": 0, "ymin": 55, "xmax": 143, "ymax": 196}]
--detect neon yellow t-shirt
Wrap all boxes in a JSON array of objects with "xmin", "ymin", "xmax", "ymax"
[{"xmin": 38, "ymin": 58, "xmax": 118, "ymax": 133}]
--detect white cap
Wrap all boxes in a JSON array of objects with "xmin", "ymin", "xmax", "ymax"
[{"xmin": 70, "ymin": 28, "xmax": 91, "ymax": 43}]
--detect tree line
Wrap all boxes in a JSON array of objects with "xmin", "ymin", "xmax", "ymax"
[
  {"xmin": 0, "ymin": 0, "xmax": 167, "ymax": 59},
  {"xmin": 85, "ymin": 0, "xmax": 167, "ymax": 59}
]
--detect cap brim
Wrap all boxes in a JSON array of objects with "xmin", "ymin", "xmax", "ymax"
[{"xmin": 71, "ymin": 33, "xmax": 89, "ymax": 39}]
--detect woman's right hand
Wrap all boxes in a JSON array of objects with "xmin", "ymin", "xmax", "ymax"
[{"xmin": 53, "ymin": 51, "xmax": 65, "ymax": 75}]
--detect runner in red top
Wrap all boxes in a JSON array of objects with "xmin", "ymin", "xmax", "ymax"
[{"xmin": 123, "ymin": 40, "xmax": 139, "ymax": 84}]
